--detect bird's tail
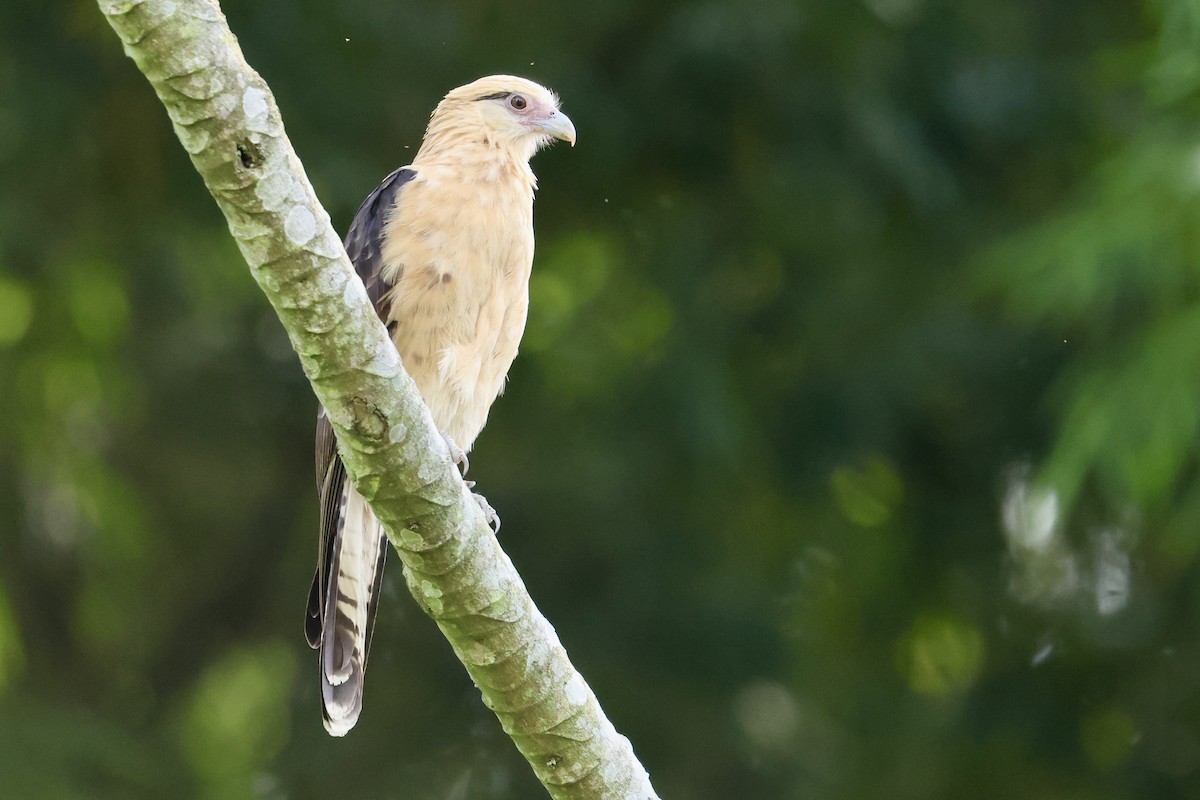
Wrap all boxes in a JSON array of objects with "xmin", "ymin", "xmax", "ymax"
[{"xmin": 306, "ymin": 483, "xmax": 387, "ymax": 736}]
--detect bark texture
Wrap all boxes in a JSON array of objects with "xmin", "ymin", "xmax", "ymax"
[{"xmin": 95, "ymin": 1, "xmax": 658, "ymax": 797}]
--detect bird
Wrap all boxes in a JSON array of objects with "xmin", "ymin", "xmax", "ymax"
[{"xmin": 304, "ymin": 75, "xmax": 575, "ymax": 737}]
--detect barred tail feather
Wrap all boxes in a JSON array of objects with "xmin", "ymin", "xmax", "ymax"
[{"xmin": 319, "ymin": 484, "xmax": 387, "ymax": 737}]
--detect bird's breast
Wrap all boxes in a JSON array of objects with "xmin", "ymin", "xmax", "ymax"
[{"xmin": 377, "ymin": 166, "xmax": 536, "ymax": 448}]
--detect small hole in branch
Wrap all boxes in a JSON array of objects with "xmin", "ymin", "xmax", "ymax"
[{"xmin": 236, "ymin": 141, "xmax": 263, "ymax": 169}]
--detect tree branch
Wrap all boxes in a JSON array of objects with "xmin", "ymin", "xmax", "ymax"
[{"xmin": 94, "ymin": 1, "xmax": 659, "ymax": 797}]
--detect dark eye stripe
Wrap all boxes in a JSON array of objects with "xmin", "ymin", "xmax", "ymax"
[{"xmin": 476, "ymin": 91, "xmax": 511, "ymax": 101}]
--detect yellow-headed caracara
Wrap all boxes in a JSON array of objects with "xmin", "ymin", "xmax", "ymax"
[{"xmin": 304, "ymin": 76, "xmax": 575, "ymax": 736}]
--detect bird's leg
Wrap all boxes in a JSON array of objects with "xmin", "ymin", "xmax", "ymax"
[
  {"xmin": 440, "ymin": 432, "xmax": 500, "ymax": 532},
  {"xmin": 441, "ymin": 432, "xmax": 469, "ymax": 479}
]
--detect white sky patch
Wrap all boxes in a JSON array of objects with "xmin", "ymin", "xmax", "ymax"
[
  {"xmin": 1002, "ymin": 470, "xmax": 1060, "ymax": 552},
  {"xmin": 1094, "ymin": 528, "xmax": 1132, "ymax": 616},
  {"xmin": 1000, "ymin": 463, "xmax": 1137, "ymax": 621},
  {"xmin": 1002, "ymin": 465, "xmax": 1078, "ymax": 608}
]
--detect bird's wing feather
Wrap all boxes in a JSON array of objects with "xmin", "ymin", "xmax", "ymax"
[
  {"xmin": 343, "ymin": 166, "xmax": 417, "ymax": 321},
  {"xmin": 305, "ymin": 409, "xmax": 346, "ymax": 648},
  {"xmin": 305, "ymin": 166, "xmax": 416, "ymax": 735}
]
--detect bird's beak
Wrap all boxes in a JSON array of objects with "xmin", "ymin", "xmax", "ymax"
[{"xmin": 536, "ymin": 109, "xmax": 576, "ymax": 147}]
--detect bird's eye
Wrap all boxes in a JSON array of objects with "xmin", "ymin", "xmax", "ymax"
[{"xmin": 509, "ymin": 95, "xmax": 528, "ymax": 111}]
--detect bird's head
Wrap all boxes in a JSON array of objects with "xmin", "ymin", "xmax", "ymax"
[{"xmin": 421, "ymin": 75, "xmax": 576, "ymax": 164}]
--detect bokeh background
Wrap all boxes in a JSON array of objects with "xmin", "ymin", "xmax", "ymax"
[{"xmin": 2, "ymin": 0, "xmax": 1200, "ymax": 797}]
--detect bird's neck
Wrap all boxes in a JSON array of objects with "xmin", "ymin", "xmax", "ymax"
[{"xmin": 412, "ymin": 121, "xmax": 538, "ymax": 189}]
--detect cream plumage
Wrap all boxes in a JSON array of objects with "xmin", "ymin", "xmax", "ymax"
[{"xmin": 305, "ymin": 76, "xmax": 574, "ymax": 736}]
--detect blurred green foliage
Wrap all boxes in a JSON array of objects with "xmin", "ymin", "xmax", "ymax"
[{"xmin": 2, "ymin": 0, "xmax": 1199, "ymax": 797}]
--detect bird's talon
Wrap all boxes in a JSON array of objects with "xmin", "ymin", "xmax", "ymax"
[
  {"xmin": 442, "ymin": 432, "xmax": 469, "ymax": 478},
  {"xmin": 473, "ymin": 492, "xmax": 501, "ymax": 534}
]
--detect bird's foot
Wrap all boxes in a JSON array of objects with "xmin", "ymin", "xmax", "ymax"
[
  {"xmin": 472, "ymin": 491, "xmax": 501, "ymax": 534},
  {"xmin": 439, "ymin": 433, "xmax": 498, "ymax": 532},
  {"xmin": 441, "ymin": 433, "xmax": 469, "ymax": 478}
]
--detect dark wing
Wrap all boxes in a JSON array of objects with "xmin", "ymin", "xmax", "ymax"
[
  {"xmin": 342, "ymin": 166, "xmax": 417, "ymax": 322},
  {"xmin": 304, "ymin": 167, "xmax": 416, "ymax": 735},
  {"xmin": 304, "ymin": 409, "xmax": 348, "ymax": 648}
]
